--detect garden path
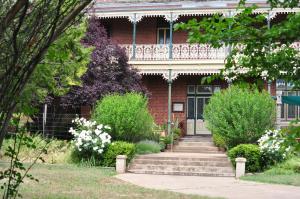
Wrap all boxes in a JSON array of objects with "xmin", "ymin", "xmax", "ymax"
[{"xmin": 116, "ymin": 173, "xmax": 300, "ymax": 199}]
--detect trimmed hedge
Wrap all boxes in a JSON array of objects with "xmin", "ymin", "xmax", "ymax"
[
  {"xmin": 102, "ymin": 141, "xmax": 136, "ymax": 167},
  {"xmin": 228, "ymin": 144, "xmax": 262, "ymax": 173}
]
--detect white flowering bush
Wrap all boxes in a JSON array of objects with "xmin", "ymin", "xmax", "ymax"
[
  {"xmin": 258, "ymin": 129, "xmax": 291, "ymax": 167},
  {"xmin": 69, "ymin": 117, "xmax": 111, "ymax": 158}
]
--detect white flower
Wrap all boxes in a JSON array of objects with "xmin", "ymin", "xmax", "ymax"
[
  {"xmin": 70, "ymin": 117, "xmax": 111, "ymax": 155},
  {"xmin": 95, "ymin": 129, "xmax": 102, "ymax": 136},
  {"xmin": 97, "ymin": 149, "xmax": 103, "ymax": 154},
  {"xmin": 93, "ymin": 146, "xmax": 98, "ymax": 151}
]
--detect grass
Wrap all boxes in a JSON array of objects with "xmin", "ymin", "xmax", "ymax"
[
  {"xmin": 1, "ymin": 135, "xmax": 75, "ymax": 164},
  {"xmin": 0, "ymin": 163, "xmax": 218, "ymax": 199},
  {"xmin": 241, "ymin": 156, "xmax": 300, "ymax": 186}
]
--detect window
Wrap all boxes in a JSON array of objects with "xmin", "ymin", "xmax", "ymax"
[
  {"xmin": 188, "ymin": 85, "xmax": 196, "ymax": 94},
  {"xmin": 197, "ymin": 86, "xmax": 212, "ymax": 94},
  {"xmin": 157, "ymin": 28, "xmax": 170, "ymax": 45}
]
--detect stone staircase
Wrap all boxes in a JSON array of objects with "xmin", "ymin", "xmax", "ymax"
[{"xmin": 128, "ymin": 135, "xmax": 235, "ymax": 177}]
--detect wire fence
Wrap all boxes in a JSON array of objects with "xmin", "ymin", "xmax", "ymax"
[{"xmin": 27, "ymin": 106, "xmax": 83, "ymax": 139}]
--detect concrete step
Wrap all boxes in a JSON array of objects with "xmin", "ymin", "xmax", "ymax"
[
  {"xmin": 128, "ymin": 169, "xmax": 235, "ymax": 177},
  {"xmin": 131, "ymin": 159, "xmax": 232, "ymax": 167},
  {"xmin": 173, "ymin": 146, "xmax": 219, "ymax": 152},
  {"xmin": 171, "ymin": 149, "xmax": 223, "ymax": 154},
  {"xmin": 180, "ymin": 138, "xmax": 213, "ymax": 142},
  {"xmin": 134, "ymin": 154, "xmax": 229, "ymax": 162},
  {"xmin": 177, "ymin": 141, "xmax": 214, "ymax": 147},
  {"xmin": 128, "ymin": 134, "xmax": 234, "ymax": 177},
  {"xmin": 129, "ymin": 164, "xmax": 234, "ymax": 173}
]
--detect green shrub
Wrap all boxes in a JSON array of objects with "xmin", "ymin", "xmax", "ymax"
[
  {"xmin": 275, "ymin": 156, "xmax": 300, "ymax": 173},
  {"xmin": 204, "ymin": 84, "xmax": 275, "ymax": 149},
  {"xmin": 283, "ymin": 124, "xmax": 300, "ymax": 155},
  {"xmin": 102, "ymin": 141, "xmax": 136, "ymax": 167},
  {"xmin": 228, "ymin": 144, "xmax": 262, "ymax": 173},
  {"xmin": 212, "ymin": 132, "xmax": 226, "ymax": 149},
  {"xmin": 164, "ymin": 134, "xmax": 173, "ymax": 145},
  {"xmin": 159, "ymin": 137, "xmax": 166, "ymax": 151},
  {"xmin": 136, "ymin": 140, "xmax": 161, "ymax": 154},
  {"xmin": 92, "ymin": 93, "xmax": 155, "ymax": 142}
]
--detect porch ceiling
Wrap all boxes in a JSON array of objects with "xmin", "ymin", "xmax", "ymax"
[{"xmin": 130, "ymin": 59, "xmax": 224, "ymax": 80}]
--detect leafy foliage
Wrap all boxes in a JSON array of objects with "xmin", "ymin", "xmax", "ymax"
[
  {"xmin": 102, "ymin": 141, "xmax": 136, "ymax": 167},
  {"xmin": 0, "ymin": 116, "xmax": 47, "ymax": 199},
  {"xmin": 0, "ymin": 0, "xmax": 92, "ymax": 147},
  {"xmin": 204, "ymin": 85, "xmax": 276, "ymax": 148},
  {"xmin": 228, "ymin": 144, "xmax": 262, "ymax": 172},
  {"xmin": 283, "ymin": 122, "xmax": 300, "ymax": 155},
  {"xmin": 136, "ymin": 140, "xmax": 161, "ymax": 154},
  {"xmin": 175, "ymin": 1, "xmax": 300, "ymax": 87},
  {"xmin": 59, "ymin": 17, "xmax": 145, "ymax": 107},
  {"xmin": 212, "ymin": 132, "xmax": 227, "ymax": 149},
  {"xmin": 92, "ymin": 93, "xmax": 154, "ymax": 142},
  {"xmin": 20, "ymin": 22, "xmax": 92, "ymax": 113}
]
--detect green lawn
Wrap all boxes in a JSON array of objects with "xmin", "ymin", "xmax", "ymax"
[
  {"xmin": 241, "ymin": 157, "xmax": 300, "ymax": 186},
  {"xmin": 0, "ymin": 163, "xmax": 218, "ymax": 199},
  {"xmin": 241, "ymin": 173, "xmax": 300, "ymax": 186}
]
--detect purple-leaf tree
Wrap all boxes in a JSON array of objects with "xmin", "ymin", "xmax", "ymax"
[{"xmin": 58, "ymin": 17, "xmax": 146, "ymax": 108}]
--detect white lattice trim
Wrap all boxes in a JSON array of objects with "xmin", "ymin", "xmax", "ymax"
[
  {"xmin": 90, "ymin": 8, "xmax": 300, "ymax": 20},
  {"xmin": 140, "ymin": 69, "xmax": 221, "ymax": 81}
]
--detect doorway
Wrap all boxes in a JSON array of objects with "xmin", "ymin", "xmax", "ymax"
[{"xmin": 186, "ymin": 85, "xmax": 220, "ymax": 135}]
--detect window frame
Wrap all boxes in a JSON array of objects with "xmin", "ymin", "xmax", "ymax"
[{"xmin": 157, "ymin": 27, "xmax": 170, "ymax": 45}]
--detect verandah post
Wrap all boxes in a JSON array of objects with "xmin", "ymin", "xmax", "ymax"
[
  {"xmin": 167, "ymin": 69, "xmax": 173, "ymax": 151},
  {"xmin": 276, "ymin": 90, "xmax": 282, "ymax": 129},
  {"xmin": 132, "ymin": 13, "xmax": 137, "ymax": 59},
  {"xmin": 169, "ymin": 13, "xmax": 173, "ymax": 59}
]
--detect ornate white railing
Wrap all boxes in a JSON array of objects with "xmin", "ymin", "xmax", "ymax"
[
  {"xmin": 121, "ymin": 42, "xmax": 300, "ymax": 61},
  {"xmin": 121, "ymin": 44, "xmax": 227, "ymax": 61}
]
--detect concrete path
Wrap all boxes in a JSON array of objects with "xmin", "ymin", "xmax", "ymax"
[{"xmin": 116, "ymin": 173, "xmax": 300, "ymax": 199}]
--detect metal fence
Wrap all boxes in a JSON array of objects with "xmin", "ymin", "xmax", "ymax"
[{"xmin": 28, "ymin": 106, "xmax": 82, "ymax": 139}]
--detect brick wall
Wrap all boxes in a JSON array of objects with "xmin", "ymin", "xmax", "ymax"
[
  {"xmin": 142, "ymin": 75, "xmax": 228, "ymax": 135},
  {"xmin": 110, "ymin": 18, "xmax": 132, "ymax": 44},
  {"xmin": 142, "ymin": 75, "xmax": 187, "ymax": 134},
  {"xmin": 263, "ymin": 81, "xmax": 277, "ymax": 96},
  {"xmin": 106, "ymin": 16, "xmax": 196, "ymax": 44}
]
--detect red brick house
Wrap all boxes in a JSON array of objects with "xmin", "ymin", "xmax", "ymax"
[{"xmin": 90, "ymin": 0, "xmax": 300, "ymax": 135}]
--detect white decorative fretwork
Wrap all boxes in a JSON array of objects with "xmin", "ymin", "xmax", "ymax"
[
  {"xmin": 139, "ymin": 69, "xmax": 222, "ymax": 82},
  {"xmin": 162, "ymin": 71, "xmax": 179, "ymax": 81},
  {"xmin": 222, "ymin": 10, "xmax": 239, "ymax": 18},
  {"xmin": 264, "ymin": 11, "xmax": 277, "ymax": 21},
  {"xmin": 91, "ymin": 7, "xmax": 300, "ymax": 19},
  {"xmin": 128, "ymin": 14, "xmax": 144, "ymax": 23},
  {"xmin": 120, "ymin": 42, "xmax": 300, "ymax": 61},
  {"xmin": 121, "ymin": 43, "xmax": 226, "ymax": 61},
  {"xmin": 164, "ymin": 13, "xmax": 180, "ymax": 22}
]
